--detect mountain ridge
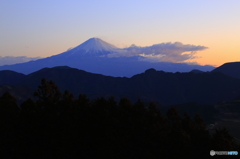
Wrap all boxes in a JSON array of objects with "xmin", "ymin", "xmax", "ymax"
[
  {"xmin": 1, "ymin": 66, "xmax": 240, "ymax": 105},
  {"xmin": 211, "ymin": 62, "xmax": 240, "ymax": 79}
]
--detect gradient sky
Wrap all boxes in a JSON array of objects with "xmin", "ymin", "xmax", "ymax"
[{"xmin": 1, "ymin": 0, "xmax": 240, "ymax": 66}]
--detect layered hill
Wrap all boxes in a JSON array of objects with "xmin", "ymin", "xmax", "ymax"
[
  {"xmin": 1, "ymin": 66, "xmax": 240, "ymax": 105},
  {"xmin": 0, "ymin": 70, "xmax": 26, "ymax": 85},
  {"xmin": 0, "ymin": 38, "xmax": 214, "ymax": 77},
  {"xmin": 211, "ymin": 62, "xmax": 240, "ymax": 79}
]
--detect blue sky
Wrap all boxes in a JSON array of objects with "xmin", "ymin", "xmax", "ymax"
[{"xmin": 1, "ymin": 0, "xmax": 240, "ymax": 66}]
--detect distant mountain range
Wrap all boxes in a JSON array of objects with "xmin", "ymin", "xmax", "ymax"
[
  {"xmin": 0, "ymin": 38, "xmax": 214, "ymax": 77},
  {"xmin": 1, "ymin": 37, "xmax": 240, "ymax": 105},
  {"xmin": 1, "ymin": 65, "xmax": 240, "ymax": 105}
]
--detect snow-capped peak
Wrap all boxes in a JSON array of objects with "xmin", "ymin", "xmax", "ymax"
[
  {"xmin": 79, "ymin": 38, "xmax": 117, "ymax": 51},
  {"xmin": 63, "ymin": 38, "xmax": 120, "ymax": 57}
]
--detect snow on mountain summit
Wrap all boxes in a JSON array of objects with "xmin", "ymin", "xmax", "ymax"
[
  {"xmin": 78, "ymin": 38, "xmax": 117, "ymax": 51},
  {"xmin": 61, "ymin": 38, "xmax": 121, "ymax": 57}
]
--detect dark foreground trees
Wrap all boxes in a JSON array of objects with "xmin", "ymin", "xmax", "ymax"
[{"xmin": 0, "ymin": 79, "xmax": 239, "ymax": 158}]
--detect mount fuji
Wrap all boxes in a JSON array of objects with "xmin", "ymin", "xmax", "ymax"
[
  {"xmin": 0, "ymin": 38, "xmax": 214, "ymax": 77},
  {"xmin": 54, "ymin": 37, "xmax": 124, "ymax": 58}
]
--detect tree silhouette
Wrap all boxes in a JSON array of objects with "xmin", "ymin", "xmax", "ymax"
[
  {"xmin": 212, "ymin": 127, "xmax": 239, "ymax": 151},
  {"xmin": 34, "ymin": 78, "xmax": 62, "ymax": 104},
  {"xmin": 0, "ymin": 92, "xmax": 20, "ymax": 158},
  {"xmin": 20, "ymin": 98, "xmax": 37, "ymax": 115},
  {"xmin": 0, "ymin": 79, "xmax": 239, "ymax": 158}
]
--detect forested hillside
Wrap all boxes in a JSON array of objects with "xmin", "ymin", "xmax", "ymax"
[{"xmin": 0, "ymin": 79, "xmax": 239, "ymax": 158}]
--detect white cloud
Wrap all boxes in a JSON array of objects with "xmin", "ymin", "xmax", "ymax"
[
  {"xmin": 0, "ymin": 56, "xmax": 42, "ymax": 66},
  {"xmin": 108, "ymin": 42, "xmax": 208, "ymax": 63}
]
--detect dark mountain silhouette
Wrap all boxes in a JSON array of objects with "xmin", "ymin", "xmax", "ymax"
[
  {"xmin": 20, "ymin": 66, "xmax": 129, "ymax": 101},
  {"xmin": 211, "ymin": 62, "xmax": 240, "ymax": 79},
  {"xmin": 0, "ymin": 70, "xmax": 26, "ymax": 85},
  {"xmin": 129, "ymin": 69, "xmax": 240, "ymax": 105},
  {"xmin": 190, "ymin": 69, "xmax": 204, "ymax": 74},
  {"xmin": 2, "ymin": 66, "xmax": 240, "ymax": 105},
  {"xmin": 0, "ymin": 38, "xmax": 214, "ymax": 77}
]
